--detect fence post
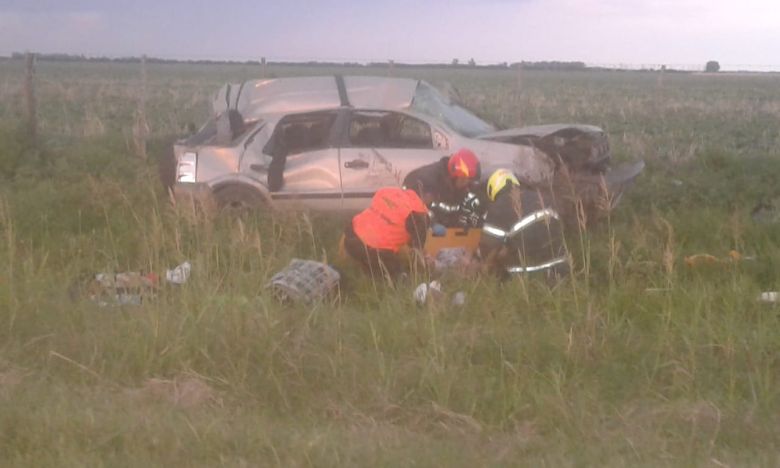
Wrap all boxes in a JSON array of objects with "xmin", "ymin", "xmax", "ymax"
[
  {"xmin": 24, "ymin": 52, "xmax": 38, "ymax": 144},
  {"xmin": 133, "ymin": 54, "xmax": 149, "ymax": 160}
]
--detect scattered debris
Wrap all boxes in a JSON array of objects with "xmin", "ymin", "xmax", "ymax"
[
  {"xmin": 684, "ymin": 254, "xmax": 720, "ymax": 267},
  {"xmin": 684, "ymin": 250, "xmax": 754, "ymax": 268},
  {"xmin": 430, "ymin": 247, "xmax": 480, "ymax": 277},
  {"xmin": 87, "ymin": 271, "xmax": 158, "ymax": 306},
  {"xmin": 165, "ymin": 261, "xmax": 192, "ymax": 284},
  {"xmin": 414, "ymin": 281, "xmax": 466, "ymax": 306},
  {"xmin": 757, "ymin": 291, "xmax": 780, "ymax": 303},
  {"xmin": 83, "ymin": 261, "xmax": 192, "ymax": 306},
  {"xmin": 267, "ymin": 259, "xmax": 340, "ymax": 304},
  {"xmin": 414, "ymin": 280, "xmax": 443, "ymax": 305},
  {"xmin": 434, "ymin": 247, "xmax": 470, "ymax": 271},
  {"xmin": 451, "ymin": 291, "xmax": 466, "ymax": 306}
]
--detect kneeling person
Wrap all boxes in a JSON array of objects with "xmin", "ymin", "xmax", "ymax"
[
  {"xmin": 480, "ymin": 169, "xmax": 569, "ymax": 279},
  {"xmin": 344, "ymin": 187, "xmax": 430, "ymax": 278},
  {"xmin": 403, "ymin": 148, "xmax": 482, "ymax": 227}
]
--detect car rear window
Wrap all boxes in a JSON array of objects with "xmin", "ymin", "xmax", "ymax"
[{"xmin": 263, "ymin": 111, "xmax": 339, "ymax": 157}]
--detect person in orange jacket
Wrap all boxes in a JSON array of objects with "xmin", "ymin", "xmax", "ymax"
[{"xmin": 344, "ymin": 187, "xmax": 431, "ymax": 278}]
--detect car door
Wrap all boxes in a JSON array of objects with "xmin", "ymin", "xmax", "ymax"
[
  {"xmin": 256, "ymin": 110, "xmax": 344, "ymax": 210},
  {"xmin": 338, "ymin": 110, "xmax": 446, "ymax": 211}
]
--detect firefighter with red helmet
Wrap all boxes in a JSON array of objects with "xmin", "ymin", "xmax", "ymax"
[
  {"xmin": 343, "ymin": 187, "xmax": 431, "ymax": 278},
  {"xmin": 403, "ymin": 148, "xmax": 482, "ymax": 227}
]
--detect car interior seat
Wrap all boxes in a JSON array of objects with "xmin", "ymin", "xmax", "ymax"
[
  {"xmin": 354, "ymin": 125, "xmax": 384, "ymax": 147},
  {"xmin": 283, "ymin": 124, "xmax": 308, "ymax": 155}
]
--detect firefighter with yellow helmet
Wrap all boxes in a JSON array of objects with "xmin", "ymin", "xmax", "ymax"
[{"xmin": 479, "ymin": 169, "xmax": 569, "ymax": 280}]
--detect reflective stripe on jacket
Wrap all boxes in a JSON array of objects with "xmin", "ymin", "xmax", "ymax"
[
  {"xmin": 480, "ymin": 184, "xmax": 568, "ymax": 275},
  {"xmin": 353, "ymin": 188, "xmax": 428, "ymax": 252},
  {"xmin": 482, "ymin": 208, "xmax": 559, "ymax": 240},
  {"xmin": 482, "ymin": 208, "xmax": 567, "ymax": 274},
  {"xmin": 482, "ymin": 207, "xmax": 568, "ymax": 274}
]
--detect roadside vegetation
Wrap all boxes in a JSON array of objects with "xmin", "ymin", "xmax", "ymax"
[{"xmin": 1, "ymin": 60, "xmax": 779, "ymax": 466}]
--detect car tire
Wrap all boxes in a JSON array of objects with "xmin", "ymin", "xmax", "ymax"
[{"xmin": 213, "ymin": 184, "xmax": 268, "ymax": 215}]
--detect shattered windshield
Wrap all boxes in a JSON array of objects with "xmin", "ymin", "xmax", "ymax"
[{"xmin": 410, "ymin": 81, "xmax": 496, "ymax": 138}]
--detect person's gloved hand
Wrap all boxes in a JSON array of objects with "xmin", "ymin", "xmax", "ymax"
[
  {"xmin": 431, "ymin": 223, "xmax": 447, "ymax": 237},
  {"xmin": 462, "ymin": 192, "xmax": 481, "ymax": 213},
  {"xmin": 467, "ymin": 212, "xmax": 482, "ymax": 227},
  {"xmin": 457, "ymin": 211, "xmax": 482, "ymax": 228}
]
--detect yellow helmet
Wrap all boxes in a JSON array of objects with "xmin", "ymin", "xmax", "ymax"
[{"xmin": 486, "ymin": 169, "xmax": 520, "ymax": 201}]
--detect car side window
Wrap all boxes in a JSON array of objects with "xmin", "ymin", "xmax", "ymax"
[
  {"xmin": 263, "ymin": 111, "xmax": 338, "ymax": 158},
  {"xmin": 348, "ymin": 111, "xmax": 432, "ymax": 149}
]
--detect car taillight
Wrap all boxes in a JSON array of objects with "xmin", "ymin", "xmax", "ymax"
[{"xmin": 177, "ymin": 152, "xmax": 197, "ymax": 183}]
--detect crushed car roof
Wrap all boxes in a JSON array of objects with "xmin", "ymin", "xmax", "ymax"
[{"xmin": 213, "ymin": 76, "xmax": 420, "ymax": 118}]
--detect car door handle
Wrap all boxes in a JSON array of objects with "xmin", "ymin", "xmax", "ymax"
[{"xmin": 344, "ymin": 159, "xmax": 369, "ymax": 169}]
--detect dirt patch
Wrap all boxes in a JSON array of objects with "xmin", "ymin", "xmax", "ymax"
[
  {"xmin": 614, "ymin": 399, "xmax": 723, "ymax": 449},
  {"xmin": 127, "ymin": 374, "xmax": 220, "ymax": 409},
  {"xmin": 327, "ymin": 400, "xmax": 484, "ymax": 436},
  {"xmin": 323, "ymin": 400, "xmax": 538, "ymax": 463},
  {"xmin": 0, "ymin": 366, "xmax": 26, "ymax": 399}
]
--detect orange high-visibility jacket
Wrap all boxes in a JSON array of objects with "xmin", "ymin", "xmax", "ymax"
[{"xmin": 352, "ymin": 188, "xmax": 428, "ymax": 252}]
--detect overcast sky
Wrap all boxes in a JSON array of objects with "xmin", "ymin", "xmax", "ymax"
[{"xmin": 1, "ymin": 0, "xmax": 778, "ymax": 71}]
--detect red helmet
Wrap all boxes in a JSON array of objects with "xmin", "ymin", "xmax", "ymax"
[{"xmin": 447, "ymin": 148, "xmax": 481, "ymax": 179}]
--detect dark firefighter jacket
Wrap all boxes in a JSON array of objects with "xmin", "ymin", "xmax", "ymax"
[
  {"xmin": 403, "ymin": 157, "xmax": 473, "ymax": 226},
  {"xmin": 479, "ymin": 185, "xmax": 568, "ymax": 276}
]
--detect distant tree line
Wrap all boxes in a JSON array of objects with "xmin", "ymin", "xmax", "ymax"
[
  {"xmin": 3, "ymin": 52, "xmax": 592, "ymax": 70},
  {"xmin": 2, "ymin": 52, "xmax": 726, "ymax": 74},
  {"xmin": 510, "ymin": 61, "xmax": 587, "ymax": 70}
]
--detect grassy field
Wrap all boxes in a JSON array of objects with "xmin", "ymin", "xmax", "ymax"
[{"xmin": 1, "ymin": 60, "xmax": 780, "ymax": 466}]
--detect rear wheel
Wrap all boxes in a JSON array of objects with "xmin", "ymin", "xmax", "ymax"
[{"xmin": 213, "ymin": 184, "xmax": 268, "ymax": 215}]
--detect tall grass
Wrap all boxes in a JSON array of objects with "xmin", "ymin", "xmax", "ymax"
[{"xmin": 0, "ymin": 61, "xmax": 779, "ymax": 466}]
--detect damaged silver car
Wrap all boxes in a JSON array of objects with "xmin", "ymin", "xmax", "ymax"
[{"xmin": 172, "ymin": 75, "xmax": 643, "ymax": 220}]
